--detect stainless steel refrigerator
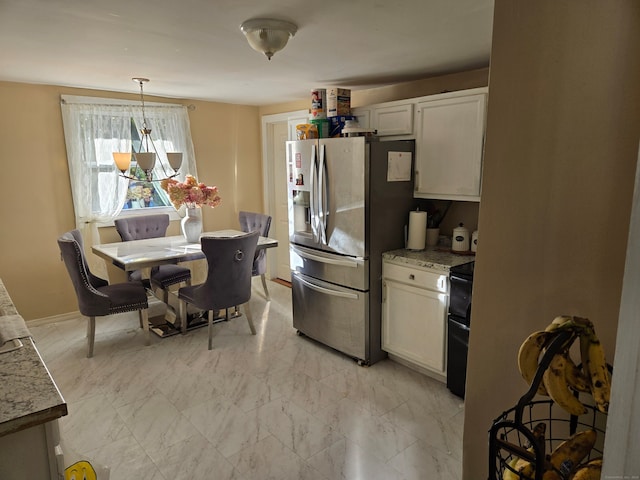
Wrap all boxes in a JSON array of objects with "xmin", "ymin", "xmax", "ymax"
[{"xmin": 286, "ymin": 136, "xmax": 415, "ymax": 365}]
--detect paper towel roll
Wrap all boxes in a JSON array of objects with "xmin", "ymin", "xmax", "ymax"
[{"xmin": 407, "ymin": 210, "xmax": 427, "ymax": 250}]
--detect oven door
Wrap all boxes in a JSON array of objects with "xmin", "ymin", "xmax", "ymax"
[{"xmin": 449, "ymin": 273, "xmax": 472, "ymax": 326}]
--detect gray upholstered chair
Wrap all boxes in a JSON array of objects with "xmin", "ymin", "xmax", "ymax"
[
  {"xmin": 114, "ymin": 214, "xmax": 192, "ymax": 303},
  {"xmin": 178, "ymin": 230, "xmax": 259, "ymax": 350},
  {"xmin": 238, "ymin": 211, "xmax": 272, "ymax": 300},
  {"xmin": 57, "ymin": 230, "xmax": 150, "ymax": 357}
]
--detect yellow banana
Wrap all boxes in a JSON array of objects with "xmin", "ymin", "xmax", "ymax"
[
  {"xmin": 518, "ymin": 330, "xmax": 553, "ymax": 395},
  {"xmin": 584, "ymin": 328, "xmax": 610, "ymax": 414},
  {"xmin": 543, "ymin": 353, "xmax": 587, "ymax": 416},
  {"xmin": 502, "ymin": 457, "xmax": 520, "ymax": 480},
  {"xmin": 545, "ymin": 315, "xmax": 575, "ymax": 332},
  {"xmin": 547, "ymin": 430, "xmax": 597, "ymax": 478},
  {"xmin": 571, "ymin": 458, "xmax": 602, "ymax": 480},
  {"xmin": 565, "ymin": 354, "xmax": 591, "ymax": 394}
]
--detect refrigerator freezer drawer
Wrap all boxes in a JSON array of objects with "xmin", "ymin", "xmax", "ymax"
[
  {"xmin": 290, "ymin": 244, "xmax": 368, "ymax": 291},
  {"xmin": 292, "ymin": 271, "xmax": 368, "ymax": 361}
]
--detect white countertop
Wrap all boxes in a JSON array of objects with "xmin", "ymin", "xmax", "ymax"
[
  {"xmin": 382, "ymin": 247, "xmax": 475, "ymax": 271},
  {"xmin": 0, "ymin": 279, "xmax": 67, "ymax": 436}
]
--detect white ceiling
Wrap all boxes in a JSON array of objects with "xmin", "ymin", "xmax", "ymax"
[{"xmin": 0, "ymin": 0, "xmax": 494, "ymax": 106}]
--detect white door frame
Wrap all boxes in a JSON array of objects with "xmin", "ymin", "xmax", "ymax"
[
  {"xmin": 261, "ymin": 110, "xmax": 307, "ymax": 279},
  {"xmin": 602, "ymin": 142, "xmax": 640, "ymax": 476}
]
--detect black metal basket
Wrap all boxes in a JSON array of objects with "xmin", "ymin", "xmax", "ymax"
[{"xmin": 488, "ymin": 330, "xmax": 608, "ymax": 480}]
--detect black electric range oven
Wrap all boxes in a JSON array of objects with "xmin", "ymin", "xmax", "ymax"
[{"xmin": 447, "ymin": 261, "xmax": 474, "ymax": 399}]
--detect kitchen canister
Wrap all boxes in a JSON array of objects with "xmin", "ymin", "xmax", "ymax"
[
  {"xmin": 451, "ymin": 223, "xmax": 470, "ymax": 252},
  {"xmin": 471, "ymin": 230, "xmax": 478, "ymax": 252},
  {"xmin": 406, "ymin": 209, "xmax": 427, "ymax": 250}
]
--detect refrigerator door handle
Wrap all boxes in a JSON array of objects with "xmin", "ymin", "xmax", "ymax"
[
  {"xmin": 294, "ymin": 273, "xmax": 359, "ymax": 299},
  {"xmin": 318, "ymin": 143, "xmax": 328, "ymax": 245},
  {"xmin": 293, "ymin": 246, "xmax": 362, "ymax": 268},
  {"xmin": 309, "ymin": 144, "xmax": 319, "ymax": 243}
]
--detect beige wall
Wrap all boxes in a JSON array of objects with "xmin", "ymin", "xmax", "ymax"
[
  {"xmin": 0, "ymin": 81, "xmax": 262, "ymax": 320},
  {"xmin": 463, "ymin": 2, "xmax": 640, "ymax": 478},
  {"xmin": 258, "ymin": 67, "xmax": 489, "ymax": 115}
]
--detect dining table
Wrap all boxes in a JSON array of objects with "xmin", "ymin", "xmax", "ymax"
[{"xmin": 92, "ymin": 229, "xmax": 278, "ymax": 336}]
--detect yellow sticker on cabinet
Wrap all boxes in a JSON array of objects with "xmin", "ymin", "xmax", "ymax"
[{"xmin": 65, "ymin": 460, "xmax": 97, "ymax": 480}]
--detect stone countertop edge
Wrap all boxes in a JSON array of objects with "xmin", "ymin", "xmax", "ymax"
[
  {"xmin": 382, "ymin": 247, "xmax": 476, "ymax": 271},
  {"xmin": 0, "ymin": 279, "xmax": 67, "ymax": 437}
]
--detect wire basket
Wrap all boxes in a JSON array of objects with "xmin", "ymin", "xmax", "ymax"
[
  {"xmin": 488, "ymin": 330, "xmax": 608, "ymax": 480},
  {"xmin": 489, "ymin": 399, "xmax": 607, "ymax": 480}
]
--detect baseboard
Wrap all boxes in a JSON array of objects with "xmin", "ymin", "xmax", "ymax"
[
  {"xmin": 273, "ymin": 278, "xmax": 292, "ymax": 288},
  {"xmin": 27, "ymin": 311, "xmax": 81, "ymax": 327}
]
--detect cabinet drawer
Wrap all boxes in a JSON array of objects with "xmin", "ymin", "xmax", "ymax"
[{"xmin": 383, "ymin": 262, "xmax": 448, "ymax": 293}]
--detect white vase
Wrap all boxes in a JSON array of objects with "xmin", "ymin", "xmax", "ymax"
[{"xmin": 181, "ymin": 207, "xmax": 202, "ymax": 243}]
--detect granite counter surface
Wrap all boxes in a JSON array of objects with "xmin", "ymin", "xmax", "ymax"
[
  {"xmin": 382, "ymin": 247, "xmax": 475, "ymax": 272},
  {"xmin": 0, "ymin": 279, "xmax": 67, "ymax": 437}
]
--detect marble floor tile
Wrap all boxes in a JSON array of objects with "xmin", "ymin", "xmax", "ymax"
[
  {"xmin": 257, "ymin": 397, "xmax": 344, "ymax": 460},
  {"xmin": 387, "ymin": 438, "xmax": 463, "ymax": 479},
  {"xmin": 30, "ymin": 278, "xmax": 465, "ymax": 479},
  {"xmin": 115, "ymin": 390, "xmax": 197, "ymax": 460},
  {"xmin": 306, "ymin": 437, "xmax": 406, "ymax": 480},
  {"xmin": 228, "ymin": 434, "xmax": 327, "ymax": 480},
  {"xmin": 315, "ymin": 398, "xmax": 418, "ymax": 462},
  {"xmin": 152, "ymin": 432, "xmax": 244, "ymax": 480},
  {"xmin": 320, "ymin": 367, "xmax": 406, "ymax": 416},
  {"xmin": 181, "ymin": 395, "xmax": 270, "ymax": 458}
]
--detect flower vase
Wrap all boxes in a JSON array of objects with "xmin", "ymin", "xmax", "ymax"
[{"xmin": 181, "ymin": 207, "xmax": 202, "ymax": 243}]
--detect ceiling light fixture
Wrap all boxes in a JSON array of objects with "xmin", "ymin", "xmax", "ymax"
[
  {"xmin": 240, "ymin": 18, "xmax": 297, "ymax": 60},
  {"xmin": 113, "ymin": 78, "xmax": 182, "ymax": 181}
]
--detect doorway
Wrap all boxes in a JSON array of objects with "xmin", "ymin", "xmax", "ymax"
[{"xmin": 261, "ymin": 110, "xmax": 307, "ymax": 282}]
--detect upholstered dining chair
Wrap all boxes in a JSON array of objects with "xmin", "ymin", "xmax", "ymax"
[
  {"xmin": 114, "ymin": 214, "xmax": 192, "ymax": 303},
  {"xmin": 57, "ymin": 230, "xmax": 150, "ymax": 357},
  {"xmin": 238, "ymin": 211, "xmax": 272, "ymax": 300},
  {"xmin": 178, "ymin": 230, "xmax": 259, "ymax": 350}
]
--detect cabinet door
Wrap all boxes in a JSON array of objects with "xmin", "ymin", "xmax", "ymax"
[
  {"xmin": 372, "ymin": 103, "xmax": 414, "ymax": 136},
  {"xmin": 382, "ymin": 278, "xmax": 447, "ymax": 374},
  {"xmin": 415, "ymin": 93, "xmax": 486, "ymax": 201}
]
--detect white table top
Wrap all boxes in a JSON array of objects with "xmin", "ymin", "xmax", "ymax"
[{"xmin": 92, "ymin": 230, "xmax": 277, "ymax": 272}]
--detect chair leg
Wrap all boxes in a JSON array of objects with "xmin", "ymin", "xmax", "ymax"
[
  {"xmin": 260, "ymin": 274, "xmax": 270, "ymax": 301},
  {"xmin": 140, "ymin": 309, "xmax": 150, "ymax": 346},
  {"xmin": 244, "ymin": 302, "xmax": 256, "ymax": 335},
  {"xmin": 208, "ymin": 310, "xmax": 214, "ymax": 350},
  {"xmin": 179, "ymin": 299, "xmax": 188, "ymax": 334},
  {"xmin": 87, "ymin": 316, "xmax": 96, "ymax": 358}
]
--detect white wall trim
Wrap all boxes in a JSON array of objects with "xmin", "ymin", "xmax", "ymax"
[
  {"xmin": 602, "ymin": 141, "xmax": 640, "ymax": 476},
  {"xmin": 27, "ymin": 311, "xmax": 81, "ymax": 327},
  {"xmin": 260, "ymin": 110, "xmax": 307, "ymax": 277}
]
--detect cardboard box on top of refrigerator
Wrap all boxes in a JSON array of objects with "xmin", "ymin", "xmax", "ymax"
[{"xmin": 327, "ymin": 88, "xmax": 351, "ymax": 117}]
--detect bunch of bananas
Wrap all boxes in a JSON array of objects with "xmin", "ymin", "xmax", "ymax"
[
  {"xmin": 503, "ymin": 429, "xmax": 600, "ymax": 480},
  {"xmin": 517, "ymin": 315, "xmax": 611, "ymax": 415}
]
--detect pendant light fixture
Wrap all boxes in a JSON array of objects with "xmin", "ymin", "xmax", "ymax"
[
  {"xmin": 113, "ymin": 78, "xmax": 182, "ymax": 181},
  {"xmin": 240, "ymin": 18, "xmax": 298, "ymax": 60}
]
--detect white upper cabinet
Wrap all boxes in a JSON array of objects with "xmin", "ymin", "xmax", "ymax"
[
  {"xmin": 371, "ymin": 102, "xmax": 414, "ymax": 136},
  {"xmin": 414, "ymin": 88, "xmax": 487, "ymax": 201},
  {"xmin": 352, "ymin": 101, "xmax": 413, "ymax": 136}
]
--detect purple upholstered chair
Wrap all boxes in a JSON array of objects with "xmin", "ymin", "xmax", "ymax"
[
  {"xmin": 178, "ymin": 231, "xmax": 259, "ymax": 350},
  {"xmin": 238, "ymin": 211, "xmax": 272, "ymax": 300},
  {"xmin": 114, "ymin": 214, "xmax": 192, "ymax": 303},
  {"xmin": 58, "ymin": 230, "xmax": 150, "ymax": 357}
]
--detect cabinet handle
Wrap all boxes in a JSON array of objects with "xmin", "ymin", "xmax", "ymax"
[{"xmin": 414, "ymin": 171, "xmax": 419, "ymax": 191}]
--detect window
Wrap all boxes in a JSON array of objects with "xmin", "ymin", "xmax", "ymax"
[
  {"xmin": 61, "ymin": 95, "xmax": 198, "ymax": 227},
  {"xmin": 120, "ymin": 119, "xmax": 173, "ymax": 211}
]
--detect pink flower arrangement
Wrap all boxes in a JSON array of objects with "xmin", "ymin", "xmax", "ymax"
[{"xmin": 160, "ymin": 175, "xmax": 221, "ymax": 209}]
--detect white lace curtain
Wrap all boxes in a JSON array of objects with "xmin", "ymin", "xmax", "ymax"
[{"xmin": 60, "ymin": 97, "xmax": 198, "ymax": 277}]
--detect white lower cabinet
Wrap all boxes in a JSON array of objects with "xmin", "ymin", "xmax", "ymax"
[{"xmin": 382, "ymin": 260, "xmax": 449, "ymax": 378}]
